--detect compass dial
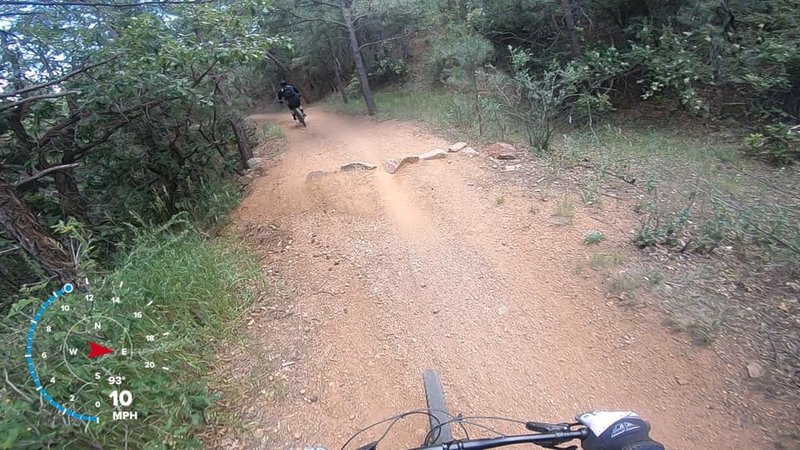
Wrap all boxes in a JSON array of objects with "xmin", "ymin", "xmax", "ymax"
[{"xmin": 26, "ymin": 282, "xmax": 165, "ymax": 424}]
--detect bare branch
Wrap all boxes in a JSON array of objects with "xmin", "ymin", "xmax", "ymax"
[
  {"xmin": 189, "ymin": 59, "xmax": 218, "ymax": 88},
  {"xmin": 0, "ymin": 10, "xmax": 44, "ymax": 16},
  {"xmin": 0, "ymin": 90, "xmax": 78, "ymax": 113},
  {"xmin": 275, "ymin": 7, "xmax": 344, "ymax": 27},
  {"xmin": 0, "ymin": 0, "xmax": 213, "ymax": 8},
  {"xmin": 14, "ymin": 163, "xmax": 81, "ymax": 187},
  {"xmin": 0, "ymin": 58, "xmax": 113, "ymax": 99},
  {"xmin": 36, "ymin": 113, "xmax": 82, "ymax": 149},
  {"xmin": 75, "ymin": 120, "xmax": 131, "ymax": 155},
  {"xmin": 0, "ymin": 246, "xmax": 20, "ymax": 257},
  {"xmin": 4, "ymin": 368, "xmax": 32, "ymax": 402},
  {"xmin": 264, "ymin": 50, "xmax": 289, "ymax": 73},
  {"xmin": 303, "ymin": 0, "xmax": 339, "ymax": 8},
  {"xmin": 357, "ymin": 31, "xmax": 415, "ymax": 51}
]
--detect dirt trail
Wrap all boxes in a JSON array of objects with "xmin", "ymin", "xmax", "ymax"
[{"xmin": 213, "ymin": 109, "xmax": 766, "ymax": 449}]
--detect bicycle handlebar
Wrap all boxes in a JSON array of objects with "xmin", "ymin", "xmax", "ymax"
[{"xmin": 411, "ymin": 428, "xmax": 588, "ymax": 450}]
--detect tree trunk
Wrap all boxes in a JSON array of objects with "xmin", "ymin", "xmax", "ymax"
[
  {"xmin": 213, "ymin": 74, "xmax": 254, "ymax": 169},
  {"xmin": 52, "ymin": 169, "xmax": 89, "ymax": 222},
  {"xmin": 558, "ymin": 0, "xmax": 582, "ymax": 58},
  {"xmin": 339, "ymin": 0, "xmax": 377, "ymax": 115},
  {"xmin": 0, "ymin": 180, "xmax": 77, "ymax": 283},
  {"xmin": 329, "ymin": 42, "xmax": 348, "ymax": 104},
  {"xmin": 49, "ymin": 148, "xmax": 88, "ymax": 222},
  {"xmin": 229, "ymin": 119, "xmax": 253, "ymax": 169}
]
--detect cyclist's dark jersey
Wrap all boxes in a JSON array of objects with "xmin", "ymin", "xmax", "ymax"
[{"xmin": 278, "ymin": 84, "xmax": 301, "ymax": 108}]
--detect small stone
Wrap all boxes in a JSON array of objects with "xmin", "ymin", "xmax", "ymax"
[
  {"xmin": 349, "ymin": 414, "xmax": 356, "ymax": 420},
  {"xmin": 341, "ymin": 161, "xmax": 377, "ymax": 171},
  {"xmin": 746, "ymin": 362, "xmax": 762, "ymax": 379},
  {"xmin": 300, "ymin": 388, "xmax": 307, "ymax": 395},
  {"xmin": 505, "ymin": 164, "xmax": 523, "ymax": 172},
  {"xmin": 448, "ymin": 142, "xmax": 468, "ymax": 152},
  {"xmin": 309, "ymin": 394, "xmax": 319, "ymax": 403},
  {"xmin": 294, "ymin": 432, "xmax": 302, "ymax": 440},
  {"xmin": 334, "ymin": 260, "xmax": 340, "ymax": 265},
  {"xmin": 432, "ymin": 308, "xmax": 440, "ymax": 314},
  {"xmin": 384, "ymin": 155, "xmax": 420, "ymax": 174},
  {"xmin": 419, "ymin": 149, "xmax": 447, "ymax": 160},
  {"xmin": 674, "ymin": 375, "xmax": 689, "ymax": 386},
  {"xmin": 461, "ymin": 147, "xmax": 480, "ymax": 157}
]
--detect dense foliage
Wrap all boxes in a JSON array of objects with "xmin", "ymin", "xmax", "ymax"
[
  {"xmin": 416, "ymin": 0, "xmax": 800, "ymax": 154},
  {"xmin": 1, "ymin": 0, "xmax": 276, "ymax": 294}
]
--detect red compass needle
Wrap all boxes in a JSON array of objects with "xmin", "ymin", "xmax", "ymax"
[{"xmin": 88, "ymin": 341, "xmax": 114, "ymax": 359}]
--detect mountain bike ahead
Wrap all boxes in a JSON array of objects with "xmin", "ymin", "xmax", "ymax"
[
  {"xmin": 291, "ymin": 105, "xmax": 307, "ymax": 127},
  {"xmin": 342, "ymin": 369, "xmax": 665, "ymax": 450}
]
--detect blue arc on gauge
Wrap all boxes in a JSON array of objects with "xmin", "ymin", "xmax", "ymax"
[{"xmin": 25, "ymin": 283, "xmax": 100, "ymax": 423}]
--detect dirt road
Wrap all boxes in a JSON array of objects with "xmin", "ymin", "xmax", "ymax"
[{"xmin": 212, "ymin": 109, "xmax": 766, "ymax": 449}]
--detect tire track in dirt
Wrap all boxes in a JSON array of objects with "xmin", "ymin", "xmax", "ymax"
[{"xmin": 210, "ymin": 109, "xmax": 766, "ymax": 449}]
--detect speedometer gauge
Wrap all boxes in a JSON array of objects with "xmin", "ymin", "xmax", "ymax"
[{"xmin": 26, "ymin": 282, "xmax": 166, "ymax": 424}]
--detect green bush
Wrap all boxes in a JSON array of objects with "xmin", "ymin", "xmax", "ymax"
[
  {"xmin": 490, "ymin": 47, "xmax": 586, "ymax": 152},
  {"xmin": 425, "ymin": 24, "xmax": 494, "ymax": 87},
  {"xmin": 746, "ymin": 124, "xmax": 800, "ymax": 163},
  {"xmin": 0, "ymin": 227, "xmax": 261, "ymax": 449},
  {"xmin": 369, "ymin": 57, "xmax": 410, "ymax": 85},
  {"xmin": 583, "ymin": 230, "xmax": 606, "ymax": 245},
  {"xmin": 627, "ymin": 23, "xmax": 711, "ymax": 114}
]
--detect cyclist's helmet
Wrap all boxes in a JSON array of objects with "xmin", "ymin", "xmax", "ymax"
[{"xmin": 279, "ymin": 80, "xmax": 287, "ymax": 87}]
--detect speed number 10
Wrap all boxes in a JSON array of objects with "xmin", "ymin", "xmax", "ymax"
[{"xmin": 109, "ymin": 390, "xmax": 133, "ymax": 407}]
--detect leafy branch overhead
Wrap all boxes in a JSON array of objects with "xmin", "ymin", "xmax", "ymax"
[{"xmin": 0, "ymin": 0, "xmax": 281, "ymax": 283}]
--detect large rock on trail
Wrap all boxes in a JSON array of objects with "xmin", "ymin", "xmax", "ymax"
[
  {"xmin": 485, "ymin": 142, "xmax": 518, "ymax": 160},
  {"xmin": 448, "ymin": 142, "xmax": 468, "ymax": 152},
  {"xmin": 341, "ymin": 161, "xmax": 377, "ymax": 171},
  {"xmin": 419, "ymin": 149, "xmax": 447, "ymax": 160},
  {"xmin": 384, "ymin": 155, "xmax": 420, "ymax": 174}
]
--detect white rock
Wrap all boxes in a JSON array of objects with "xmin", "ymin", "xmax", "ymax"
[
  {"xmin": 341, "ymin": 161, "xmax": 377, "ymax": 171},
  {"xmin": 247, "ymin": 157, "xmax": 264, "ymax": 168},
  {"xmin": 448, "ymin": 142, "xmax": 468, "ymax": 152},
  {"xmin": 419, "ymin": 149, "xmax": 447, "ymax": 160},
  {"xmin": 384, "ymin": 155, "xmax": 420, "ymax": 174},
  {"xmin": 746, "ymin": 362, "xmax": 762, "ymax": 379}
]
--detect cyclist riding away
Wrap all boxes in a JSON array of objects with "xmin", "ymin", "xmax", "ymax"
[{"xmin": 277, "ymin": 80, "xmax": 305, "ymax": 121}]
